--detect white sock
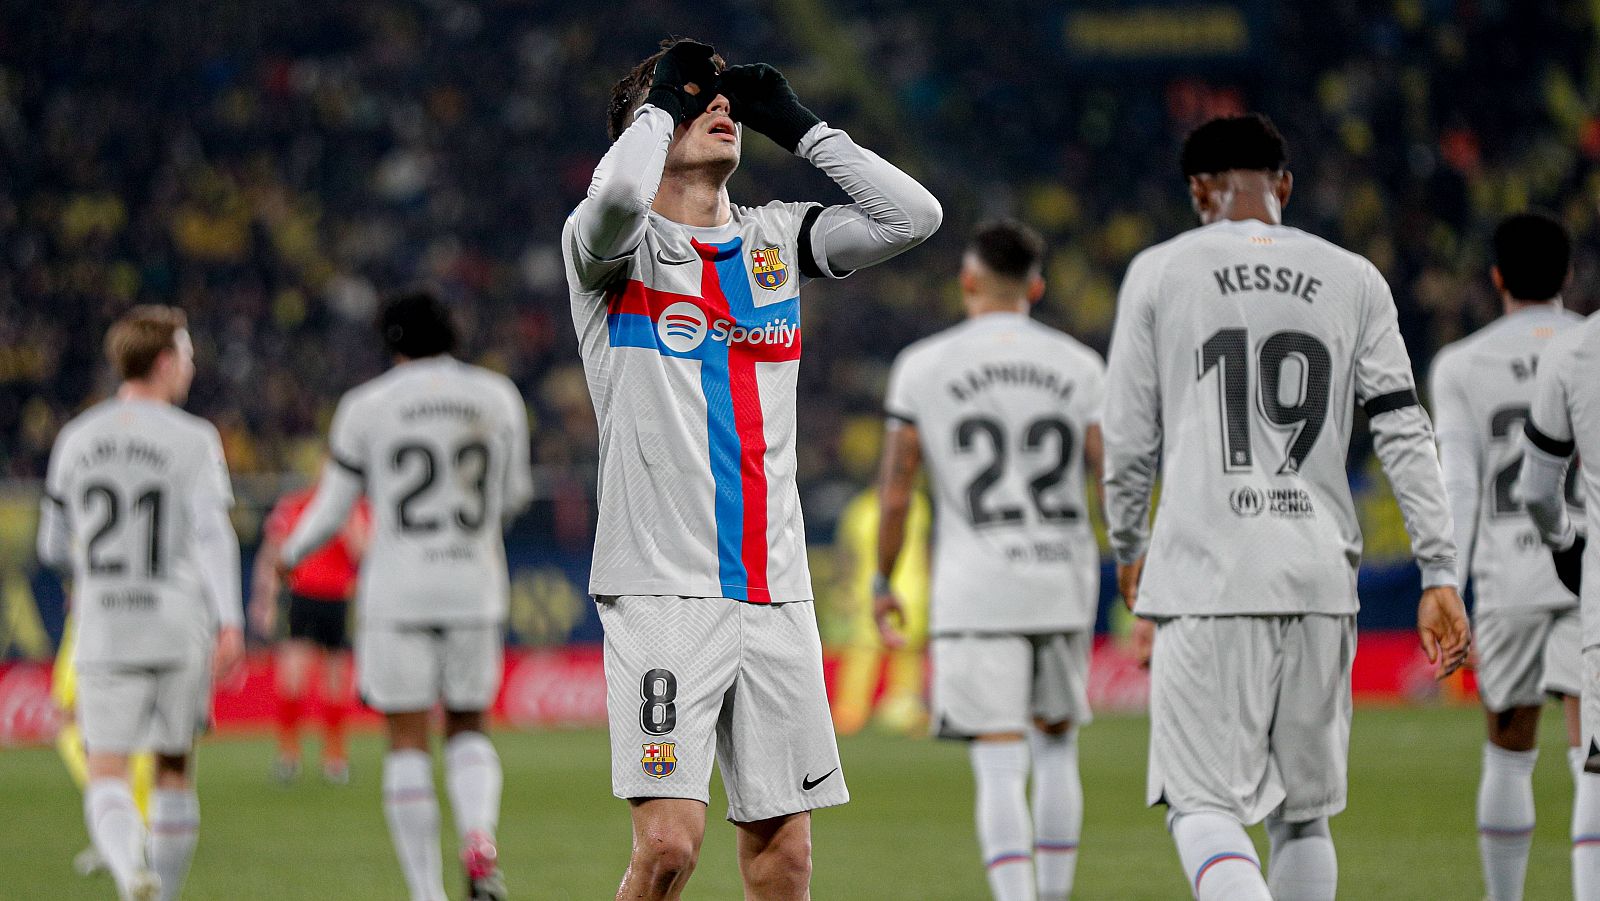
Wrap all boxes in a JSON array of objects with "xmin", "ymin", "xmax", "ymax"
[
  {"xmin": 1572, "ymin": 746, "xmax": 1600, "ymax": 901},
  {"xmin": 971, "ymin": 740, "xmax": 1035, "ymax": 901},
  {"xmin": 1478, "ymin": 743, "xmax": 1537, "ymax": 901},
  {"xmin": 85, "ymin": 778, "xmax": 149, "ymax": 894},
  {"xmin": 383, "ymin": 750, "xmax": 446, "ymax": 901},
  {"xmin": 1029, "ymin": 729, "xmax": 1081, "ymax": 901},
  {"xmin": 1265, "ymin": 814, "xmax": 1336, "ymax": 901},
  {"xmin": 445, "ymin": 732, "xmax": 502, "ymax": 844},
  {"xmin": 150, "ymin": 788, "xmax": 199, "ymax": 901},
  {"xmin": 1169, "ymin": 811, "xmax": 1270, "ymax": 901}
]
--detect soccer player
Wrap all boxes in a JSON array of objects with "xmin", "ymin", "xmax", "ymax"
[
  {"xmin": 1517, "ymin": 308, "xmax": 1599, "ymax": 901},
  {"xmin": 1429, "ymin": 212, "xmax": 1587, "ymax": 901},
  {"xmin": 280, "ymin": 292, "xmax": 532, "ymax": 901},
  {"xmin": 1101, "ymin": 115, "xmax": 1471, "ymax": 901},
  {"xmin": 248, "ymin": 482, "xmax": 369, "ymax": 784},
  {"xmin": 37, "ymin": 306, "xmax": 246, "ymax": 901},
  {"xmin": 875, "ymin": 220, "xmax": 1105, "ymax": 901},
  {"xmin": 564, "ymin": 39, "xmax": 940, "ymax": 900}
]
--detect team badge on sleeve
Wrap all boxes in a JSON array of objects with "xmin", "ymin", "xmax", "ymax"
[
  {"xmin": 641, "ymin": 742, "xmax": 677, "ymax": 779},
  {"xmin": 750, "ymin": 246, "xmax": 789, "ymax": 290}
]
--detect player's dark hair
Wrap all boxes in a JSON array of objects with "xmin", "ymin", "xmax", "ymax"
[
  {"xmin": 1180, "ymin": 113, "xmax": 1288, "ymax": 177},
  {"xmin": 968, "ymin": 219, "xmax": 1047, "ymax": 281},
  {"xmin": 607, "ymin": 37, "xmax": 727, "ymax": 141},
  {"xmin": 1494, "ymin": 212, "xmax": 1571, "ymax": 301},
  {"xmin": 378, "ymin": 291, "xmax": 458, "ymax": 359},
  {"xmin": 105, "ymin": 305, "xmax": 187, "ymax": 381}
]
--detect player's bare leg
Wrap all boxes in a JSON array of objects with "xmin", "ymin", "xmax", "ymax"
[
  {"xmin": 735, "ymin": 811, "xmax": 812, "ymax": 900},
  {"xmin": 85, "ymin": 751, "xmax": 159, "ymax": 900},
  {"xmin": 1479, "ymin": 704, "xmax": 1541, "ymax": 900},
  {"xmin": 618, "ymin": 798, "xmax": 706, "ymax": 901},
  {"xmin": 382, "ymin": 711, "xmax": 447, "ymax": 901},
  {"xmin": 320, "ymin": 650, "xmax": 351, "ymax": 783},
  {"xmin": 968, "ymin": 732, "xmax": 1034, "ymax": 901},
  {"xmin": 1030, "ymin": 718, "xmax": 1080, "ymax": 901},
  {"xmin": 149, "ymin": 754, "xmax": 199, "ymax": 901},
  {"xmin": 272, "ymin": 639, "xmax": 316, "ymax": 781},
  {"xmin": 444, "ymin": 709, "xmax": 505, "ymax": 900}
]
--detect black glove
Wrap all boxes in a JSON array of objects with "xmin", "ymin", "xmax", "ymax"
[
  {"xmin": 646, "ymin": 41, "xmax": 720, "ymax": 127},
  {"xmin": 721, "ymin": 63, "xmax": 821, "ymax": 153},
  {"xmin": 1553, "ymin": 532, "xmax": 1586, "ymax": 595}
]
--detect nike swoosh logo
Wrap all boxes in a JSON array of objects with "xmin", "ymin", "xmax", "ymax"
[
  {"xmin": 801, "ymin": 768, "xmax": 838, "ymax": 791},
  {"xmin": 656, "ymin": 250, "xmax": 696, "ymax": 266}
]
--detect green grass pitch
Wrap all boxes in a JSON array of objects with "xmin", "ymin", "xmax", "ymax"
[{"xmin": 0, "ymin": 705, "xmax": 1578, "ymax": 899}]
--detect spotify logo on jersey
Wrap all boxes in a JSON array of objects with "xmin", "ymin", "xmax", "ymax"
[{"xmin": 657, "ymin": 302, "xmax": 709, "ymax": 353}]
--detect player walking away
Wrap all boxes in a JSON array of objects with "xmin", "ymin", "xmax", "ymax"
[
  {"xmin": 280, "ymin": 292, "xmax": 533, "ymax": 901},
  {"xmin": 1429, "ymin": 212, "xmax": 1588, "ymax": 901},
  {"xmin": 249, "ymin": 483, "xmax": 370, "ymax": 784},
  {"xmin": 876, "ymin": 221, "xmax": 1105, "ymax": 901},
  {"xmin": 1102, "ymin": 115, "xmax": 1471, "ymax": 901},
  {"xmin": 830, "ymin": 484, "xmax": 931, "ymax": 737},
  {"xmin": 37, "ymin": 306, "xmax": 246, "ymax": 901},
  {"xmin": 565, "ymin": 38, "xmax": 940, "ymax": 901},
  {"xmin": 1517, "ymin": 308, "xmax": 1600, "ymax": 901}
]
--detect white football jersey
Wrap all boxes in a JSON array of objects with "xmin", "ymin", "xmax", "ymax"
[
  {"xmin": 885, "ymin": 313, "xmax": 1105, "ymax": 634},
  {"xmin": 1103, "ymin": 219, "xmax": 1456, "ymax": 616},
  {"xmin": 1524, "ymin": 314, "xmax": 1600, "ymax": 646},
  {"xmin": 1430, "ymin": 303, "xmax": 1584, "ymax": 612},
  {"xmin": 43, "ymin": 399, "xmax": 233, "ymax": 665},
  {"xmin": 326, "ymin": 356, "xmax": 531, "ymax": 624},
  {"xmin": 564, "ymin": 202, "xmax": 822, "ymax": 603}
]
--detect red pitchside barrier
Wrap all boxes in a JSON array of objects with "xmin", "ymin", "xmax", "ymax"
[{"xmin": 0, "ymin": 633, "xmax": 1476, "ymax": 748}]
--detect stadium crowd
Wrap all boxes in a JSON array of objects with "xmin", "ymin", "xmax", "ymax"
[{"xmin": 3, "ymin": 0, "xmax": 1599, "ymax": 543}]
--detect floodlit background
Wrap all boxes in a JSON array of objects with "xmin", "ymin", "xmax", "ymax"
[{"xmin": 2, "ymin": 1, "xmax": 1597, "ymax": 897}]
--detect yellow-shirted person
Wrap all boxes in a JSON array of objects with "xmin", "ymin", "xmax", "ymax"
[{"xmin": 830, "ymin": 485, "xmax": 932, "ymax": 735}]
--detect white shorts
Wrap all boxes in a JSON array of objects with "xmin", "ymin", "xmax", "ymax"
[
  {"xmin": 1583, "ymin": 648, "xmax": 1600, "ymax": 774},
  {"xmin": 1148, "ymin": 614, "xmax": 1355, "ymax": 825},
  {"xmin": 1473, "ymin": 606, "xmax": 1581, "ymax": 712},
  {"xmin": 599, "ymin": 595, "xmax": 847, "ymax": 823},
  {"xmin": 77, "ymin": 648, "xmax": 211, "ymax": 756},
  {"xmin": 356, "ymin": 622, "xmax": 504, "ymax": 713},
  {"xmin": 931, "ymin": 632, "xmax": 1092, "ymax": 739}
]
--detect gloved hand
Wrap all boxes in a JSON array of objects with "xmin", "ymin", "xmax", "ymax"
[
  {"xmin": 646, "ymin": 41, "xmax": 720, "ymax": 127},
  {"xmin": 721, "ymin": 63, "xmax": 821, "ymax": 152},
  {"xmin": 1553, "ymin": 532, "xmax": 1586, "ymax": 595}
]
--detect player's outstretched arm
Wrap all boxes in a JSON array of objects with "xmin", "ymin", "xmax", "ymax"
[
  {"xmin": 569, "ymin": 42, "xmax": 718, "ymax": 287},
  {"xmin": 37, "ymin": 439, "xmax": 73, "ymax": 570},
  {"xmin": 724, "ymin": 63, "xmax": 942, "ymax": 274},
  {"xmin": 1101, "ymin": 254, "xmax": 1163, "ymax": 587},
  {"xmin": 280, "ymin": 460, "xmax": 363, "ymax": 570},
  {"xmin": 1427, "ymin": 350, "xmax": 1482, "ymax": 585},
  {"xmin": 873, "ymin": 418, "xmax": 923, "ymax": 649},
  {"xmin": 1517, "ymin": 356, "xmax": 1584, "ymax": 593},
  {"xmin": 1355, "ymin": 267, "xmax": 1458, "ymax": 591},
  {"xmin": 36, "ymin": 492, "xmax": 70, "ymax": 571},
  {"xmin": 192, "ymin": 429, "xmax": 245, "ymax": 680}
]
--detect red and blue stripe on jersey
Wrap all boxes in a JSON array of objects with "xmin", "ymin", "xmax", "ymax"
[{"xmin": 604, "ymin": 236, "xmax": 801, "ymax": 604}]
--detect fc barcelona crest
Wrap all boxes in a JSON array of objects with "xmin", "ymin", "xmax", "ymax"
[
  {"xmin": 750, "ymin": 246, "xmax": 789, "ymax": 290},
  {"xmin": 641, "ymin": 742, "xmax": 677, "ymax": 779}
]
